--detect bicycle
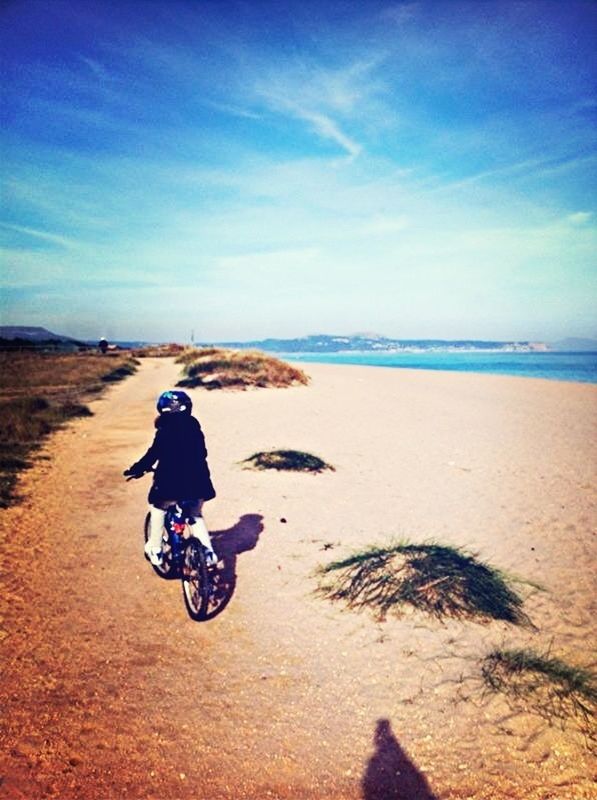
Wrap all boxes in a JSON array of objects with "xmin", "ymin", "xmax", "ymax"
[
  {"xmin": 124, "ymin": 469, "xmax": 222, "ymax": 621},
  {"xmin": 143, "ymin": 501, "xmax": 220, "ymax": 621}
]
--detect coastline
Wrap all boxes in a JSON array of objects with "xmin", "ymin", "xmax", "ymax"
[{"xmin": 283, "ymin": 350, "xmax": 597, "ymax": 385}]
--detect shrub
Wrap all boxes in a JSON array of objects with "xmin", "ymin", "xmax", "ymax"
[
  {"xmin": 100, "ymin": 361, "xmax": 138, "ymax": 382},
  {"xmin": 133, "ymin": 343, "xmax": 186, "ymax": 358},
  {"xmin": 176, "ymin": 348, "xmax": 308, "ymax": 390},
  {"xmin": 243, "ymin": 449, "xmax": 334, "ymax": 473},
  {"xmin": 316, "ymin": 541, "xmax": 535, "ymax": 625}
]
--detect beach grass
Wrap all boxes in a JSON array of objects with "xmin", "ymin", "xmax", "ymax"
[
  {"xmin": 316, "ymin": 541, "xmax": 535, "ymax": 625},
  {"xmin": 242, "ymin": 449, "xmax": 334, "ymax": 473},
  {"xmin": 0, "ymin": 352, "xmax": 139, "ymax": 507},
  {"xmin": 482, "ymin": 647, "xmax": 596, "ymax": 740},
  {"xmin": 132, "ymin": 343, "xmax": 187, "ymax": 358},
  {"xmin": 175, "ymin": 347, "xmax": 309, "ymax": 390},
  {"xmin": 100, "ymin": 362, "xmax": 138, "ymax": 382}
]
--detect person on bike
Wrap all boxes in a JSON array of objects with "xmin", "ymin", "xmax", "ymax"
[{"xmin": 124, "ymin": 390, "xmax": 217, "ymax": 568}]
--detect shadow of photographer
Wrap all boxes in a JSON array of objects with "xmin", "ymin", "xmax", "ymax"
[
  {"xmin": 362, "ymin": 719, "xmax": 439, "ymax": 800},
  {"xmin": 205, "ymin": 513, "xmax": 264, "ymax": 619}
]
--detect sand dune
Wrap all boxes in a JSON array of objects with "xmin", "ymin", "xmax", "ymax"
[{"xmin": 0, "ymin": 358, "xmax": 595, "ymax": 799}]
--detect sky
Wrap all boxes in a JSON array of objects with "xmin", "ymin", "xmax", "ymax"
[{"xmin": 1, "ymin": 0, "xmax": 596, "ymax": 343}]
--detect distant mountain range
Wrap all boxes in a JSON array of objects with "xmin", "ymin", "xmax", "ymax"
[{"xmin": 2, "ymin": 327, "xmax": 596, "ymax": 353}]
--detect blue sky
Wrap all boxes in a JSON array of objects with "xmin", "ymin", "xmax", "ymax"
[{"xmin": 1, "ymin": 0, "xmax": 596, "ymax": 343}]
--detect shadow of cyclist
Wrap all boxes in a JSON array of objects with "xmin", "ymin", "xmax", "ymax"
[
  {"xmin": 362, "ymin": 719, "xmax": 439, "ymax": 800},
  {"xmin": 204, "ymin": 514, "xmax": 264, "ymax": 618}
]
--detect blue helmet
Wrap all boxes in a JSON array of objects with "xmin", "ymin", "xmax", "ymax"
[{"xmin": 156, "ymin": 390, "xmax": 192, "ymax": 414}]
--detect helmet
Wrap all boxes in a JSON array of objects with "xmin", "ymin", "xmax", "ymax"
[{"xmin": 156, "ymin": 390, "xmax": 192, "ymax": 414}]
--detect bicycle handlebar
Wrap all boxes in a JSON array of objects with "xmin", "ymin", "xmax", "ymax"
[{"xmin": 123, "ymin": 467, "xmax": 154, "ymax": 481}]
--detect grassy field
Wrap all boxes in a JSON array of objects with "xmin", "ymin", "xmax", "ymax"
[{"xmin": 0, "ymin": 351, "xmax": 138, "ymax": 507}]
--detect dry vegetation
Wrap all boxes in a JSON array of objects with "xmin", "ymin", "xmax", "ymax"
[
  {"xmin": 243, "ymin": 449, "xmax": 334, "ymax": 473},
  {"xmin": 317, "ymin": 541, "xmax": 536, "ymax": 625},
  {"xmin": 175, "ymin": 347, "xmax": 309, "ymax": 390},
  {"xmin": 0, "ymin": 351, "xmax": 138, "ymax": 507},
  {"xmin": 482, "ymin": 648, "xmax": 596, "ymax": 743},
  {"xmin": 132, "ymin": 343, "xmax": 186, "ymax": 358}
]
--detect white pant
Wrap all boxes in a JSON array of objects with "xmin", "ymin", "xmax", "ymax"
[{"xmin": 147, "ymin": 505, "xmax": 214, "ymax": 553}]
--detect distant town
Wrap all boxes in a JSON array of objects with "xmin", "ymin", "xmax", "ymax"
[{"xmin": 214, "ymin": 334, "xmax": 550, "ymax": 354}]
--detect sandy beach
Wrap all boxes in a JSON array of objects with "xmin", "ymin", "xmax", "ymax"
[{"xmin": 1, "ymin": 357, "xmax": 595, "ymax": 799}]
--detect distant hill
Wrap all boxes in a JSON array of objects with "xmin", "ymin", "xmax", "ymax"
[
  {"xmin": 0, "ymin": 325, "xmax": 80, "ymax": 342},
  {"xmin": 0, "ymin": 326, "xmax": 86, "ymax": 350},
  {"xmin": 550, "ymin": 337, "xmax": 597, "ymax": 352},
  {"xmin": 207, "ymin": 334, "xmax": 548, "ymax": 354}
]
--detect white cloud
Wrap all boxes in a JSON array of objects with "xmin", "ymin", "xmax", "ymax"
[
  {"xmin": 217, "ymin": 246, "xmax": 321, "ymax": 276},
  {"xmin": 566, "ymin": 211, "xmax": 593, "ymax": 226},
  {"xmin": 361, "ymin": 215, "xmax": 410, "ymax": 235}
]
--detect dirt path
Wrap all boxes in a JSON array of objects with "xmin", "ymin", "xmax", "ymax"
[{"xmin": 0, "ymin": 358, "xmax": 595, "ymax": 799}]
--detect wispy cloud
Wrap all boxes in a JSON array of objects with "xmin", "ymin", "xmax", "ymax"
[
  {"xmin": 218, "ymin": 246, "xmax": 320, "ymax": 274},
  {"xmin": 0, "ymin": 222, "xmax": 76, "ymax": 249},
  {"xmin": 428, "ymin": 153, "xmax": 597, "ymax": 194},
  {"xmin": 361, "ymin": 215, "xmax": 410, "ymax": 235},
  {"xmin": 201, "ymin": 99, "xmax": 262, "ymax": 119},
  {"xmin": 380, "ymin": 3, "xmax": 420, "ymax": 26},
  {"xmin": 78, "ymin": 55, "xmax": 110, "ymax": 81},
  {"xmin": 250, "ymin": 57, "xmax": 389, "ymax": 158},
  {"xmin": 566, "ymin": 211, "xmax": 593, "ymax": 226},
  {"xmin": 290, "ymin": 107, "xmax": 361, "ymax": 158}
]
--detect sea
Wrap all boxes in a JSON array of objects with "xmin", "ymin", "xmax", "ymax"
[{"xmin": 283, "ymin": 351, "xmax": 597, "ymax": 384}]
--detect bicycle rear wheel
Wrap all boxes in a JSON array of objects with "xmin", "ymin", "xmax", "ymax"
[{"xmin": 182, "ymin": 539, "xmax": 210, "ymax": 620}]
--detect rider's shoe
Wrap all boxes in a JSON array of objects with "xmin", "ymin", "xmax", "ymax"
[{"xmin": 144, "ymin": 542, "xmax": 163, "ymax": 567}]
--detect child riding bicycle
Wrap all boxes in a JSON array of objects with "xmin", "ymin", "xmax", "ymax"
[{"xmin": 124, "ymin": 390, "xmax": 217, "ymax": 568}]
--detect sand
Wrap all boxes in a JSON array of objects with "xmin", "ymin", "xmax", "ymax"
[{"xmin": 0, "ymin": 357, "xmax": 595, "ymax": 799}]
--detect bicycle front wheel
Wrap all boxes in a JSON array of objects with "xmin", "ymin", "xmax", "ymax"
[{"xmin": 182, "ymin": 539, "xmax": 210, "ymax": 620}]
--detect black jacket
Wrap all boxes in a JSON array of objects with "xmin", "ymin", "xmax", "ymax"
[{"xmin": 130, "ymin": 413, "xmax": 216, "ymax": 503}]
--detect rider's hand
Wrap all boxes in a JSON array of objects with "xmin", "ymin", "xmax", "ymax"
[{"xmin": 123, "ymin": 468, "xmax": 141, "ymax": 478}]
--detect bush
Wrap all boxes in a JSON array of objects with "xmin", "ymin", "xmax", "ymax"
[
  {"xmin": 176, "ymin": 348, "xmax": 308, "ymax": 390},
  {"xmin": 133, "ymin": 343, "xmax": 186, "ymax": 358},
  {"xmin": 243, "ymin": 449, "xmax": 334, "ymax": 473},
  {"xmin": 317, "ymin": 541, "xmax": 536, "ymax": 625},
  {"xmin": 101, "ymin": 361, "xmax": 138, "ymax": 382}
]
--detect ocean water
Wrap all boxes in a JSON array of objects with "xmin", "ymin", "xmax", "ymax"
[{"xmin": 284, "ymin": 351, "xmax": 597, "ymax": 384}]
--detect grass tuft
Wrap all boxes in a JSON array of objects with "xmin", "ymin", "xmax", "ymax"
[
  {"xmin": 243, "ymin": 449, "xmax": 334, "ymax": 473},
  {"xmin": 175, "ymin": 347, "xmax": 309, "ymax": 390},
  {"xmin": 100, "ymin": 362, "xmax": 138, "ymax": 382},
  {"xmin": 482, "ymin": 648, "xmax": 596, "ymax": 741},
  {"xmin": 133, "ymin": 343, "xmax": 186, "ymax": 358},
  {"xmin": 316, "ymin": 541, "xmax": 534, "ymax": 625}
]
